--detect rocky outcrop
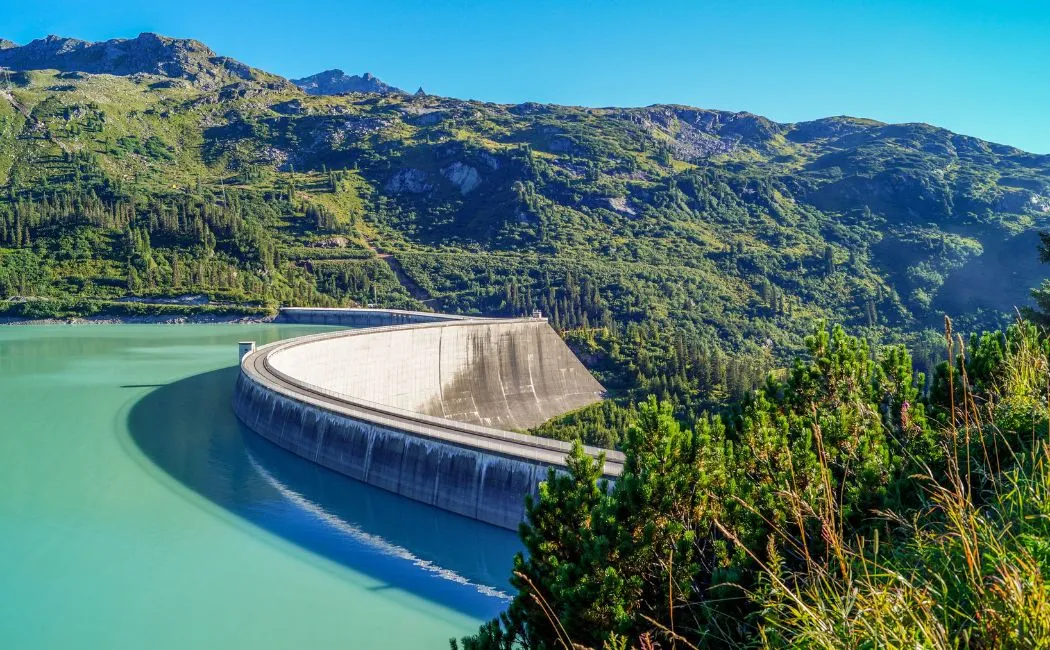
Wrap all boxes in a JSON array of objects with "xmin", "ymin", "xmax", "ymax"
[
  {"xmin": 308, "ymin": 236, "xmax": 350, "ymax": 248},
  {"xmin": 441, "ymin": 162, "xmax": 481, "ymax": 194},
  {"xmin": 631, "ymin": 106, "xmax": 804, "ymax": 161},
  {"xmin": 479, "ymin": 151, "xmax": 501, "ymax": 170},
  {"xmin": 306, "ymin": 115, "xmax": 389, "ymax": 149},
  {"xmin": 787, "ymin": 116, "xmax": 883, "ymax": 143},
  {"xmin": 409, "ymin": 109, "xmax": 445, "ymax": 126},
  {"xmin": 509, "ymin": 102, "xmax": 555, "ymax": 116},
  {"xmin": 385, "ymin": 168, "xmax": 432, "ymax": 194},
  {"xmin": 606, "ymin": 196, "xmax": 635, "ymax": 216},
  {"xmin": 999, "ymin": 190, "xmax": 1050, "ymax": 214},
  {"xmin": 292, "ymin": 69, "xmax": 403, "ymax": 95}
]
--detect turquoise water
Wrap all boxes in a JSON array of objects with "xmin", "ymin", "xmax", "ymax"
[{"xmin": 0, "ymin": 325, "xmax": 519, "ymax": 649}]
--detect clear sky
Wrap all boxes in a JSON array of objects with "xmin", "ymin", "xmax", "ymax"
[{"xmin": 1, "ymin": 0, "xmax": 1047, "ymax": 153}]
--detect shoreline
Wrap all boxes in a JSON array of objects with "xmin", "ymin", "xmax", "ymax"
[{"xmin": 0, "ymin": 313, "xmax": 278, "ymax": 326}]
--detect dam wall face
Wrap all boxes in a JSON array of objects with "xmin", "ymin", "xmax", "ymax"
[
  {"xmin": 234, "ymin": 309, "xmax": 622, "ymax": 530},
  {"xmin": 234, "ymin": 372, "xmax": 550, "ymax": 529},
  {"xmin": 267, "ymin": 319, "xmax": 605, "ymax": 431}
]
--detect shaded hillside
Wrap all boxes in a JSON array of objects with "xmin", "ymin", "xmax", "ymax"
[{"xmin": 1, "ymin": 33, "xmax": 1048, "ymax": 403}]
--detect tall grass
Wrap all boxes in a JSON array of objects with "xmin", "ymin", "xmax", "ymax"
[{"xmin": 752, "ymin": 319, "xmax": 1050, "ymax": 649}]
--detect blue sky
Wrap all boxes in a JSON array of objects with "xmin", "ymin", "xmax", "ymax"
[{"xmin": 1, "ymin": 0, "xmax": 1047, "ymax": 152}]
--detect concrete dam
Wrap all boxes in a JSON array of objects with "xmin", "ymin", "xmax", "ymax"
[{"xmin": 233, "ymin": 309, "xmax": 624, "ymax": 529}]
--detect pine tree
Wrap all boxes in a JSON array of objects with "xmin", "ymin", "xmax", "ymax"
[{"xmin": 1026, "ymin": 231, "xmax": 1050, "ymax": 325}]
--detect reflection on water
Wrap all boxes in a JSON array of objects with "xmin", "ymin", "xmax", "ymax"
[{"xmin": 127, "ymin": 365, "xmax": 521, "ymax": 620}]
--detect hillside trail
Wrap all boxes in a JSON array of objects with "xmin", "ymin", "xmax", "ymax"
[
  {"xmin": 0, "ymin": 90, "xmax": 30, "ymax": 118},
  {"xmin": 293, "ymin": 187, "xmax": 436, "ymax": 307},
  {"xmin": 1, "ymin": 89, "xmax": 71, "ymax": 155},
  {"xmin": 362, "ymin": 237, "xmax": 436, "ymax": 305}
]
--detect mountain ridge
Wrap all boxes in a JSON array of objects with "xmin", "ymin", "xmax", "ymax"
[
  {"xmin": 0, "ymin": 32, "xmax": 1048, "ymax": 395},
  {"xmin": 0, "ymin": 32, "xmax": 1043, "ymax": 156},
  {"xmin": 0, "ymin": 32, "xmax": 289, "ymax": 89}
]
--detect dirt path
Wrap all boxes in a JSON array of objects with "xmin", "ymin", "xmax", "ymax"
[
  {"xmin": 360, "ymin": 237, "xmax": 435, "ymax": 304},
  {"xmin": 0, "ymin": 89, "xmax": 71, "ymax": 153},
  {"xmin": 378, "ymin": 251, "xmax": 434, "ymax": 303},
  {"xmin": 0, "ymin": 90, "xmax": 31, "ymax": 119}
]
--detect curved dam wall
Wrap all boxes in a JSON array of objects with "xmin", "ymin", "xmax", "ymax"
[
  {"xmin": 267, "ymin": 318, "xmax": 605, "ymax": 431},
  {"xmin": 234, "ymin": 310, "xmax": 622, "ymax": 530}
]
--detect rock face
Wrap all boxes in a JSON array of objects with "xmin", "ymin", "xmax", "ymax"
[
  {"xmin": 479, "ymin": 151, "xmax": 501, "ymax": 170},
  {"xmin": 606, "ymin": 196, "xmax": 635, "ymax": 216},
  {"xmin": 0, "ymin": 39, "xmax": 17, "ymax": 50},
  {"xmin": 308, "ymin": 236, "xmax": 349, "ymax": 248},
  {"xmin": 385, "ymin": 168, "xmax": 432, "ymax": 194},
  {"xmin": 0, "ymin": 33, "xmax": 286, "ymax": 89},
  {"xmin": 632, "ymin": 107, "xmax": 784, "ymax": 160},
  {"xmin": 292, "ymin": 69, "xmax": 403, "ymax": 95},
  {"xmin": 441, "ymin": 162, "xmax": 481, "ymax": 194}
]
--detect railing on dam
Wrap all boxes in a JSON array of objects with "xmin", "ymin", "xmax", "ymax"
[
  {"xmin": 277, "ymin": 306, "xmax": 478, "ymax": 327},
  {"xmin": 234, "ymin": 308, "xmax": 624, "ymax": 529}
]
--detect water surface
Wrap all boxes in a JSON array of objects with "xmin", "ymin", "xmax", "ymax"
[{"xmin": 0, "ymin": 325, "xmax": 518, "ymax": 649}]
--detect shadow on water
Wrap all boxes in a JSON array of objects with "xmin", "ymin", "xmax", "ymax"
[{"xmin": 126, "ymin": 365, "xmax": 522, "ymax": 621}]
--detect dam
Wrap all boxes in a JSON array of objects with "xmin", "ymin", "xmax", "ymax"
[{"xmin": 233, "ymin": 308, "xmax": 624, "ymax": 529}]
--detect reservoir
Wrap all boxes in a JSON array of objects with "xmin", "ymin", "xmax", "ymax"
[{"xmin": 0, "ymin": 324, "xmax": 519, "ymax": 649}]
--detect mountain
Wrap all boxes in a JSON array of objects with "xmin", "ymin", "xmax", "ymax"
[
  {"xmin": 0, "ymin": 32, "xmax": 1048, "ymax": 397},
  {"xmin": 0, "ymin": 33, "xmax": 289, "ymax": 89},
  {"xmin": 292, "ymin": 69, "xmax": 403, "ymax": 95}
]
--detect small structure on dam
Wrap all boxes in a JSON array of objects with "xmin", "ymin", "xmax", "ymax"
[{"xmin": 234, "ymin": 308, "xmax": 624, "ymax": 530}]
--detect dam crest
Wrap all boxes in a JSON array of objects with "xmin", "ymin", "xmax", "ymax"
[{"xmin": 233, "ymin": 308, "xmax": 624, "ymax": 530}]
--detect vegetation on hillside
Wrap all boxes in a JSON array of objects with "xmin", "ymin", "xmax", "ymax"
[
  {"xmin": 2, "ymin": 37, "xmax": 1048, "ymax": 414},
  {"xmin": 454, "ymin": 317, "xmax": 1050, "ymax": 649}
]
